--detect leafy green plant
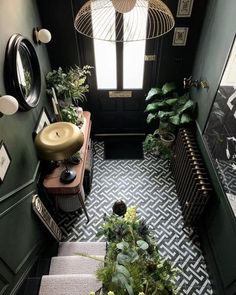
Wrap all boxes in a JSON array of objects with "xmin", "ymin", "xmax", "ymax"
[
  {"xmin": 143, "ymin": 134, "xmax": 160, "ymax": 155},
  {"xmin": 61, "ymin": 106, "xmax": 79, "ymax": 125},
  {"xmin": 46, "ymin": 65, "xmax": 93, "ymax": 105},
  {"xmin": 143, "ymin": 134, "xmax": 173, "ymax": 160},
  {"xmin": 143, "ymin": 82, "xmax": 195, "ymax": 159},
  {"xmin": 145, "ymin": 82, "xmax": 195, "ymax": 132},
  {"xmin": 94, "ymin": 207, "xmax": 177, "ymax": 295}
]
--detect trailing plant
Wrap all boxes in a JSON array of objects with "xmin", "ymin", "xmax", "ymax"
[
  {"xmin": 46, "ymin": 65, "xmax": 93, "ymax": 106},
  {"xmin": 93, "ymin": 207, "xmax": 177, "ymax": 295},
  {"xmin": 143, "ymin": 134, "xmax": 173, "ymax": 160}
]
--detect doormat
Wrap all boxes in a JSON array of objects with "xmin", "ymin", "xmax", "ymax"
[{"xmin": 104, "ymin": 137, "xmax": 144, "ymax": 160}]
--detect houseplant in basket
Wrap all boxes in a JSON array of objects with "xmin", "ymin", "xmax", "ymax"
[
  {"xmin": 144, "ymin": 82, "xmax": 195, "ymax": 158},
  {"xmin": 91, "ymin": 206, "xmax": 177, "ymax": 295}
]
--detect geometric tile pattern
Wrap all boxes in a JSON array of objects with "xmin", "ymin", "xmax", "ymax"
[{"xmin": 57, "ymin": 142, "xmax": 213, "ymax": 295}]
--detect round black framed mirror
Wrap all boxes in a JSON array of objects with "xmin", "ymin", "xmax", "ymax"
[{"xmin": 4, "ymin": 34, "xmax": 41, "ymax": 111}]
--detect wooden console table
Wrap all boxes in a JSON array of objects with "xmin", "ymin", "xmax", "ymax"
[{"xmin": 43, "ymin": 111, "xmax": 91, "ymax": 223}]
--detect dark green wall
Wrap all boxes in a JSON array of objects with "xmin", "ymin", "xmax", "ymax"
[
  {"xmin": 191, "ymin": 0, "xmax": 236, "ymax": 130},
  {"xmin": 36, "ymin": 0, "xmax": 81, "ymax": 70},
  {"xmin": 0, "ymin": 0, "xmax": 53, "ymax": 294},
  {"xmin": 191, "ymin": 0, "xmax": 236, "ymax": 294}
]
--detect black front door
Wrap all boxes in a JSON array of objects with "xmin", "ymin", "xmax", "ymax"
[{"xmin": 74, "ymin": 1, "xmax": 160, "ymax": 135}]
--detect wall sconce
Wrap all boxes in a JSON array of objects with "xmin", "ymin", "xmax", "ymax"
[
  {"xmin": 0, "ymin": 95, "xmax": 19, "ymax": 117},
  {"xmin": 183, "ymin": 76, "xmax": 209, "ymax": 90},
  {"xmin": 33, "ymin": 28, "xmax": 51, "ymax": 44}
]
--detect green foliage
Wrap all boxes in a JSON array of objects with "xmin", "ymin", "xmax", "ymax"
[
  {"xmin": 145, "ymin": 82, "xmax": 176, "ymax": 101},
  {"xmin": 143, "ymin": 134, "xmax": 159, "ymax": 155},
  {"xmin": 143, "ymin": 134, "xmax": 173, "ymax": 160},
  {"xmin": 144, "ymin": 82, "xmax": 195, "ymax": 159},
  {"xmin": 96, "ymin": 208, "xmax": 177, "ymax": 295},
  {"xmin": 46, "ymin": 65, "xmax": 93, "ymax": 105},
  {"xmin": 145, "ymin": 82, "xmax": 195, "ymax": 132},
  {"xmin": 61, "ymin": 106, "xmax": 79, "ymax": 125}
]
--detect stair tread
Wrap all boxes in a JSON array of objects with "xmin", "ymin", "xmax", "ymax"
[
  {"xmin": 49, "ymin": 255, "xmax": 104, "ymax": 275},
  {"xmin": 58, "ymin": 241, "xmax": 106, "ymax": 256},
  {"xmin": 39, "ymin": 274, "xmax": 102, "ymax": 295}
]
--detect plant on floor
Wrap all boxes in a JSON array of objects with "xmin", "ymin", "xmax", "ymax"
[
  {"xmin": 143, "ymin": 133, "xmax": 173, "ymax": 160},
  {"xmin": 46, "ymin": 65, "xmax": 93, "ymax": 106},
  {"xmin": 144, "ymin": 82, "xmax": 195, "ymax": 158},
  {"xmin": 93, "ymin": 206, "xmax": 177, "ymax": 295}
]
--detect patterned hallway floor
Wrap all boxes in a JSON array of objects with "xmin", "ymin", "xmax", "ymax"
[{"xmin": 57, "ymin": 142, "xmax": 213, "ymax": 295}]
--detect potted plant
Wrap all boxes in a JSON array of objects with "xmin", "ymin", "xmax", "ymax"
[
  {"xmin": 143, "ymin": 133, "xmax": 173, "ymax": 160},
  {"xmin": 46, "ymin": 65, "xmax": 93, "ymax": 107},
  {"xmin": 90, "ymin": 206, "xmax": 177, "ymax": 295},
  {"xmin": 60, "ymin": 105, "xmax": 79, "ymax": 125},
  {"xmin": 144, "ymin": 82, "xmax": 195, "ymax": 155}
]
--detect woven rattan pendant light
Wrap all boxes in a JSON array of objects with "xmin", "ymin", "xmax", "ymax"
[{"xmin": 74, "ymin": 0, "xmax": 175, "ymax": 42}]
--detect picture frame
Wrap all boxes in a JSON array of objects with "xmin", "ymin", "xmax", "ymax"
[
  {"xmin": 34, "ymin": 107, "xmax": 51, "ymax": 136},
  {"xmin": 32, "ymin": 194, "xmax": 62, "ymax": 241},
  {"xmin": 176, "ymin": 0, "xmax": 194, "ymax": 17},
  {"xmin": 0, "ymin": 141, "xmax": 11, "ymax": 183},
  {"xmin": 172, "ymin": 27, "xmax": 189, "ymax": 46}
]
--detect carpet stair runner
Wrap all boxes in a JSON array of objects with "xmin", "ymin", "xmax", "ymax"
[{"xmin": 39, "ymin": 242, "xmax": 106, "ymax": 295}]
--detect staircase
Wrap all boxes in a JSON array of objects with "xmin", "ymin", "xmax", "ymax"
[{"xmin": 38, "ymin": 242, "xmax": 106, "ymax": 295}]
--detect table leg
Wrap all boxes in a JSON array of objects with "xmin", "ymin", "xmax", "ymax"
[{"xmin": 78, "ymin": 186, "xmax": 89, "ymax": 223}]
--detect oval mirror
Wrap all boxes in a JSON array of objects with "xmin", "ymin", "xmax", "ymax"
[{"xmin": 4, "ymin": 34, "xmax": 41, "ymax": 110}]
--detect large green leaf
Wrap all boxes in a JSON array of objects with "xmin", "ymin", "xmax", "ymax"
[
  {"xmin": 129, "ymin": 250, "xmax": 139, "ymax": 262},
  {"xmin": 169, "ymin": 114, "xmax": 180, "ymax": 125},
  {"xmin": 124, "ymin": 281, "xmax": 134, "ymax": 295},
  {"xmin": 146, "ymin": 113, "xmax": 158, "ymax": 124},
  {"xmin": 117, "ymin": 253, "xmax": 131, "ymax": 264},
  {"xmin": 180, "ymin": 113, "xmax": 192, "ymax": 124},
  {"xmin": 178, "ymin": 93, "xmax": 189, "ymax": 105},
  {"xmin": 145, "ymin": 101, "xmax": 166, "ymax": 112},
  {"xmin": 112, "ymin": 272, "xmax": 128, "ymax": 287},
  {"xmin": 165, "ymin": 98, "xmax": 178, "ymax": 106},
  {"xmin": 158, "ymin": 111, "xmax": 175, "ymax": 119},
  {"xmin": 145, "ymin": 87, "xmax": 162, "ymax": 101},
  {"xmin": 162, "ymin": 82, "xmax": 176, "ymax": 94},
  {"xmin": 116, "ymin": 241, "xmax": 129, "ymax": 250},
  {"xmin": 116, "ymin": 265, "xmax": 131, "ymax": 278},
  {"xmin": 178, "ymin": 100, "xmax": 194, "ymax": 114},
  {"xmin": 137, "ymin": 240, "xmax": 149, "ymax": 250},
  {"xmin": 112, "ymin": 271, "xmax": 134, "ymax": 295}
]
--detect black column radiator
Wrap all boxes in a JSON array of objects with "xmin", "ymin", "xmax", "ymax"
[{"xmin": 170, "ymin": 128, "xmax": 212, "ymax": 226}]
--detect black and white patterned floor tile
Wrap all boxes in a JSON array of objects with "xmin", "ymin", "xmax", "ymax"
[{"xmin": 57, "ymin": 142, "xmax": 213, "ymax": 295}]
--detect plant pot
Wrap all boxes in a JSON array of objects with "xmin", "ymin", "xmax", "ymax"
[{"xmin": 160, "ymin": 132, "xmax": 175, "ymax": 147}]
